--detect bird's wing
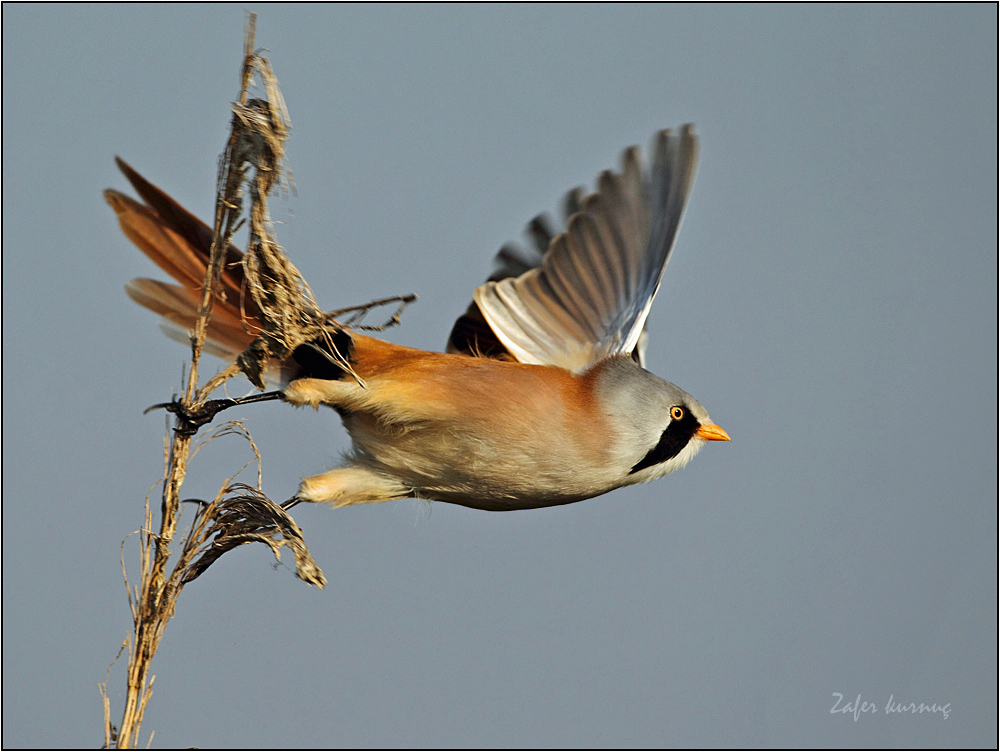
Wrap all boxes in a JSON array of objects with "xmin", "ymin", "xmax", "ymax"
[{"xmin": 450, "ymin": 125, "xmax": 698, "ymax": 373}]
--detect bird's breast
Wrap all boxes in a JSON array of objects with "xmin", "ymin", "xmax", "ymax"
[{"xmin": 341, "ymin": 337, "xmax": 624, "ymax": 507}]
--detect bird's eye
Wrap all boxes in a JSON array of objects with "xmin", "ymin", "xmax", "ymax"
[{"xmin": 670, "ymin": 406, "xmax": 685, "ymax": 420}]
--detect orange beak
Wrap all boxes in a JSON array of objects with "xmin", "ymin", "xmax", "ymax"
[{"xmin": 695, "ymin": 423, "xmax": 731, "ymax": 442}]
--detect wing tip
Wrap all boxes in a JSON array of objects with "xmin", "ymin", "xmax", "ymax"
[{"xmin": 461, "ymin": 124, "xmax": 701, "ymax": 371}]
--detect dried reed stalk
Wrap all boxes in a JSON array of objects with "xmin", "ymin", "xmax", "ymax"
[{"xmin": 101, "ymin": 16, "xmax": 331, "ymax": 748}]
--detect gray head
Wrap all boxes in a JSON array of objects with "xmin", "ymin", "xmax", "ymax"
[{"xmin": 591, "ymin": 356, "xmax": 727, "ymax": 485}]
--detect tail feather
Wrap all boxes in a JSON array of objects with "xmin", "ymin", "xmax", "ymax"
[
  {"xmin": 107, "ymin": 157, "xmax": 265, "ymax": 316},
  {"xmin": 106, "ymin": 190, "xmax": 213, "ymax": 290},
  {"xmin": 125, "ymin": 279, "xmax": 257, "ymax": 355},
  {"xmin": 108, "ymin": 160, "xmax": 272, "ymax": 372},
  {"xmin": 158, "ymin": 320, "xmax": 242, "ymax": 361},
  {"xmin": 113, "ymin": 157, "xmax": 217, "ymax": 260},
  {"xmin": 112, "ymin": 157, "xmax": 252, "ymax": 300},
  {"xmin": 109, "ymin": 159, "xmax": 350, "ymax": 387}
]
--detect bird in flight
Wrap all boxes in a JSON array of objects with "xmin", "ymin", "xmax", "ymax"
[{"xmin": 106, "ymin": 124, "xmax": 729, "ymax": 512}]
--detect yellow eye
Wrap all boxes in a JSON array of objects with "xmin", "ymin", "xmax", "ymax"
[{"xmin": 670, "ymin": 406, "xmax": 685, "ymax": 421}]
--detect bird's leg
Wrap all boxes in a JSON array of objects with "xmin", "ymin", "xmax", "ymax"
[
  {"xmin": 293, "ymin": 466, "xmax": 411, "ymax": 508},
  {"xmin": 281, "ymin": 495, "xmax": 304, "ymax": 510},
  {"xmin": 145, "ymin": 390, "xmax": 286, "ymax": 437}
]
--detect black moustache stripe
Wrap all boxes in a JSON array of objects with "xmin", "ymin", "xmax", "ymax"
[{"xmin": 630, "ymin": 409, "xmax": 701, "ymax": 474}]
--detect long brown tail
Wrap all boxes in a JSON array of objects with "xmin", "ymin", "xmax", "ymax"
[
  {"xmin": 105, "ymin": 157, "xmax": 268, "ymax": 362},
  {"xmin": 109, "ymin": 161, "xmax": 379, "ymax": 389}
]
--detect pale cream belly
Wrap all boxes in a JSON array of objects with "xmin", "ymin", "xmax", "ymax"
[{"xmin": 342, "ymin": 409, "xmax": 621, "ymax": 510}]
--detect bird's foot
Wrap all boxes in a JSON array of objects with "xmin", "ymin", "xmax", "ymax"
[{"xmin": 145, "ymin": 391, "xmax": 285, "ymax": 437}]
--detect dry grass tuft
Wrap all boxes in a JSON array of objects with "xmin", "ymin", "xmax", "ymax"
[{"xmin": 181, "ymin": 483, "xmax": 326, "ymax": 588}]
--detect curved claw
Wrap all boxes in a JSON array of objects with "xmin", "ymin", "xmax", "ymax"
[
  {"xmin": 144, "ymin": 398, "xmax": 238, "ymax": 437},
  {"xmin": 144, "ymin": 400, "xmax": 177, "ymax": 415},
  {"xmin": 143, "ymin": 391, "xmax": 285, "ymax": 437}
]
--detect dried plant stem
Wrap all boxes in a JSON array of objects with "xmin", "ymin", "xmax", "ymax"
[
  {"xmin": 104, "ymin": 10, "xmax": 426, "ymax": 743},
  {"xmin": 105, "ymin": 16, "xmax": 330, "ymax": 749},
  {"xmin": 186, "ymin": 16, "xmax": 260, "ymax": 405},
  {"xmin": 113, "ymin": 10, "xmax": 262, "ymax": 735}
]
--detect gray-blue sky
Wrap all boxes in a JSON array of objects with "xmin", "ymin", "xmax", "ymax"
[{"xmin": 3, "ymin": 5, "xmax": 996, "ymax": 748}]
